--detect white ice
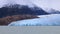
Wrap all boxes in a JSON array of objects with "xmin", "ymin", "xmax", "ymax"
[{"xmin": 8, "ymin": 14, "xmax": 60, "ymax": 26}]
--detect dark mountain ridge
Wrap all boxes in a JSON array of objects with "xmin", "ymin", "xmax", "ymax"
[{"xmin": 0, "ymin": 4, "xmax": 49, "ymax": 18}]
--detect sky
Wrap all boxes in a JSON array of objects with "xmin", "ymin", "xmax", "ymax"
[{"xmin": 0, "ymin": 0, "xmax": 60, "ymax": 11}]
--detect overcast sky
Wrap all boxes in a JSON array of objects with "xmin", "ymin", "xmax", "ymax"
[{"xmin": 0, "ymin": 0, "xmax": 60, "ymax": 11}]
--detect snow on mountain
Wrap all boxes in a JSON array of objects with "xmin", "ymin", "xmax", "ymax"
[
  {"xmin": 8, "ymin": 14, "xmax": 60, "ymax": 26},
  {"xmin": 44, "ymin": 8, "xmax": 60, "ymax": 14}
]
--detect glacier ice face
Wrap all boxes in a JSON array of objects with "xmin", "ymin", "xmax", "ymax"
[{"xmin": 8, "ymin": 14, "xmax": 60, "ymax": 26}]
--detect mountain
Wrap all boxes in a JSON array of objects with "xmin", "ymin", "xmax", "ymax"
[
  {"xmin": 45, "ymin": 8, "xmax": 60, "ymax": 14},
  {"xmin": 0, "ymin": 4, "xmax": 49, "ymax": 18}
]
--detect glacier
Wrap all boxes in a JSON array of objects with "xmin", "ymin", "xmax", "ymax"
[{"xmin": 8, "ymin": 14, "xmax": 60, "ymax": 26}]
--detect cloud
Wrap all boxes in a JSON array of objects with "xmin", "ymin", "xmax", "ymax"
[
  {"xmin": 0, "ymin": 0, "xmax": 60, "ymax": 11},
  {"xmin": 31, "ymin": 0, "xmax": 60, "ymax": 11},
  {"xmin": 0, "ymin": 0, "xmax": 7, "ymax": 7},
  {"xmin": 0, "ymin": 0, "xmax": 34, "ymax": 8}
]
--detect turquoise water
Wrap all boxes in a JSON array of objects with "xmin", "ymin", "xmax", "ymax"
[{"xmin": 8, "ymin": 14, "xmax": 60, "ymax": 26}]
